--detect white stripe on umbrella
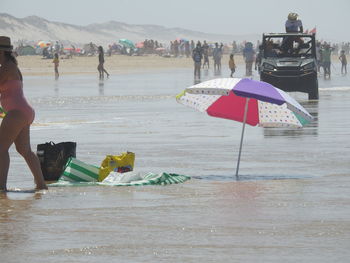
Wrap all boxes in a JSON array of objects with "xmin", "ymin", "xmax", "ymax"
[
  {"xmin": 177, "ymin": 92, "xmax": 220, "ymax": 113},
  {"xmin": 186, "ymin": 78, "xmax": 242, "ymax": 96}
]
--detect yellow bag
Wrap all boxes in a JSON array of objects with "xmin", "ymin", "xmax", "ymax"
[{"xmin": 98, "ymin": 152, "xmax": 135, "ymax": 182}]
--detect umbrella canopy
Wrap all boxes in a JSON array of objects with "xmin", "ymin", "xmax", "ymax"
[
  {"xmin": 177, "ymin": 78, "xmax": 312, "ymax": 128},
  {"xmin": 118, "ymin": 39, "xmax": 135, "ymax": 49},
  {"xmin": 176, "ymin": 78, "xmax": 313, "ymax": 177},
  {"xmin": 135, "ymin": 42, "xmax": 144, "ymax": 48},
  {"xmin": 36, "ymin": 41, "xmax": 51, "ymax": 48}
]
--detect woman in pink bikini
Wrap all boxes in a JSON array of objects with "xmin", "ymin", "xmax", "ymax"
[{"xmin": 0, "ymin": 36, "xmax": 47, "ymax": 191}]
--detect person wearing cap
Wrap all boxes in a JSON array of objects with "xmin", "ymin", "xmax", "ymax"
[
  {"xmin": 0, "ymin": 36, "xmax": 47, "ymax": 191},
  {"xmin": 282, "ymin": 12, "xmax": 304, "ymax": 54},
  {"xmin": 285, "ymin": 12, "xmax": 303, "ymax": 33}
]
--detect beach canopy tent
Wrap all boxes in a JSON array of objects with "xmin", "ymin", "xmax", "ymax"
[
  {"xmin": 17, "ymin": 45, "xmax": 36, "ymax": 56},
  {"xmin": 83, "ymin": 43, "xmax": 98, "ymax": 54}
]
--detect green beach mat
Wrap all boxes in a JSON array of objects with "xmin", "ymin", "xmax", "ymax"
[{"xmin": 50, "ymin": 171, "xmax": 190, "ymax": 187}]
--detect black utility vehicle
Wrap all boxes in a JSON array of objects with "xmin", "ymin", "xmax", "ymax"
[{"xmin": 258, "ymin": 33, "xmax": 319, "ymax": 100}]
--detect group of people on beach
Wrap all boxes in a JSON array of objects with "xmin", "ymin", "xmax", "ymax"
[
  {"xmin": 191, "ymin": 41, "xmax": 234, "ymax": 79},
  {"xmin": 316, "ymin": 43, "xmax": 347, "ymax": 77},
  {"xmin": 50, "ymin": 45, "xmax": 110, "ymax": 80}
]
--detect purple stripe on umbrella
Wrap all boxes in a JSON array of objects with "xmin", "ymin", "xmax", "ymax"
[{"xmin": 232, "ymin": 78, "xmax": 285, "ymax": 105}]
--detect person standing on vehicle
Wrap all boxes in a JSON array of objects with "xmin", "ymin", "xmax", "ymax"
[
  {"xmin": 192, "ymin": 42, "xmax": 203, "ymax": 80},
  {"xmin": 283, "ymin": 13, "xmax": 304, "ymax": 53},
  {"xmin": 285, "ymin": 12, "xmax": 303, "ymax": 33}
]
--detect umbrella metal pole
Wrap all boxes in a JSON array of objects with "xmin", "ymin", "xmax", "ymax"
[{"xmin": 235, "ymin": 97, "xmax": 250, "ymax": 179}]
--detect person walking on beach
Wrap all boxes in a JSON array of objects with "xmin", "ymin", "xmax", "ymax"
[
  {"xmin": 202, "ymin": 41, "xmax": 210, "ymax": 69},
  {"xmin": 192, "ymin": 42, "xmax": 203, "ymax": 80},
  {"xmin": 52, "ymin": 53, "xmax": 59, "ymax": 79},
  {"xmin": 97, "ymin": 46, "xmax": 109, "ymax": 79},
  {"xmin": 212, "ymin": 43, "xmax": 222, "ymax": 73},
  {"xmin": 321, "ymin": 44, "xmax": 332, "ymax": 78},
  {"xmin": 0, "ymin": 36, "xmax": 47, "ymax": 191},
  {"xmin": 229, "ymin": 54, "xmax": 236, "ymax": 77},
  {"xmin": 243, "ymin": 42, "xmax": 255, "ymax": 76},
  {"xmin": 184, "ymin": 41, "xmax": 190, "ymax": 58},
  {"xmin": 339, "ymin": 50, "xmax": 347, "ymax": 74}
]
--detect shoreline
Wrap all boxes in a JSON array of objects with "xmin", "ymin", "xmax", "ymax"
[{"xmin": 17, "ymin": 54, "xmax": 242, "ymax": 76}]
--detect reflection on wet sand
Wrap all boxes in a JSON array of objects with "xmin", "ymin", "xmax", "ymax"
[
  {"xmin": 0, "ymin": 192, "xmax": 43, "ymax": 255},
  {"xmin": 98, "ymin": 79, "xmax": 104, "ymax": 95}
]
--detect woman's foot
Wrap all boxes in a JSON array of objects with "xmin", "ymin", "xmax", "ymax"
[{"xmin": 35, "ymin": 183, "xmax": 48, "ymax": 190}]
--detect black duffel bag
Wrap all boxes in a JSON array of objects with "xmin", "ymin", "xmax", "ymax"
[{"xmin": 36, "ymin": 141, "xmax": 77, "ymax": 181}]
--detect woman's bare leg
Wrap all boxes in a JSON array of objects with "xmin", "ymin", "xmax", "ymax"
[
  {"xmin": 15, "ymin": 126, "xmax": 47, "ymax": 190},
  {"xmin": 103, "ymin": 68, "xmax": 109, "ymax": 78},
  {"xmin": 0, "ymin": 111, "xmax": 27, "ymax": 190}
]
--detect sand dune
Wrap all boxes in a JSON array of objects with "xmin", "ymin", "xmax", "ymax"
[{"xmin": 1, "ymin": 13, "xmax": 259, "ymax": 46}]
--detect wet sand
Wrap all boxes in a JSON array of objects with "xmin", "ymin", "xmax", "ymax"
[{"xmin": 1, "ymin": 59, "xmax": 350, "ymax": 262}]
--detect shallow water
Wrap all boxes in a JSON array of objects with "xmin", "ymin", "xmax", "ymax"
[{"xmin": 1, "ymin": 64, "xmax": 350, "ymax": 262}]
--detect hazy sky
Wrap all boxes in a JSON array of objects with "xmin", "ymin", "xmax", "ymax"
[{"xmin": 2, "ymin": 0, "xmax": 349, "ymax": 41}]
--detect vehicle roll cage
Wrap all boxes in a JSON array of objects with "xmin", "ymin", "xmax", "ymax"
[{"xmin": 262, "ymin": 33, "xmax": 316, "ymax": 58}]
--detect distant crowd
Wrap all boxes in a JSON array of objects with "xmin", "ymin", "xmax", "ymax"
[{"xmin": 11, "ymin": 35, "xmax": 349, "ymax": 80}]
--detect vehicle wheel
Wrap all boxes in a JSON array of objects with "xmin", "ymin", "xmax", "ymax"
[{"xmin": 308, "ymin": 78, "xmax": 319, "ymax": 100}]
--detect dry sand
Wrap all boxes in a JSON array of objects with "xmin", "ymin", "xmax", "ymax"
[
  {"xmin": 18, "ymin": 54, "xmax": 340, "ymax": 77},
  {"xmin": 17, "ymin": 54, "xmax": 244, "ymax": 76}
]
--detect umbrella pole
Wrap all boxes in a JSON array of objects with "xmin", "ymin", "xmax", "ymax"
[{"xmin": 235, "ymin": 97, "xmax": 250, "ymax": 179}]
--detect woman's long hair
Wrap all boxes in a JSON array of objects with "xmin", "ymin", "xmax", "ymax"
[
  {"xmin": 3, "ymin": 51, "xmax": 22, "ymax": 80},
  {"xmin": 4, "ymin": 51, "xmax": 18, "ymax": 65}
]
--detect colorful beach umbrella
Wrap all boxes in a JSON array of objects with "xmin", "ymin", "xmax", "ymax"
[
  {"xmin": 135, "ymin": 42, "xmax": 144, "ymax": 48},
  {"xmin": 36, "ymin": 41, "xmax": 51, "ymax": 48},
  {"xmin": 118, "ymin": 39, "xmax": 135, "ymax": 49},
  {"xmin": 176, "ymin": 78, "xmax": 313, "ymax": 177}
]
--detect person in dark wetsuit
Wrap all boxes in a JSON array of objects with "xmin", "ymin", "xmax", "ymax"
[{"xmin": 97, "ymin": 46, "xmax": 110, "ymax": 79}]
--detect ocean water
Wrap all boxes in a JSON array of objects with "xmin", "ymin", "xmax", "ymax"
[{"xmin": 1, "ymin": 64, "xmax": 350, "ymax": 262}]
